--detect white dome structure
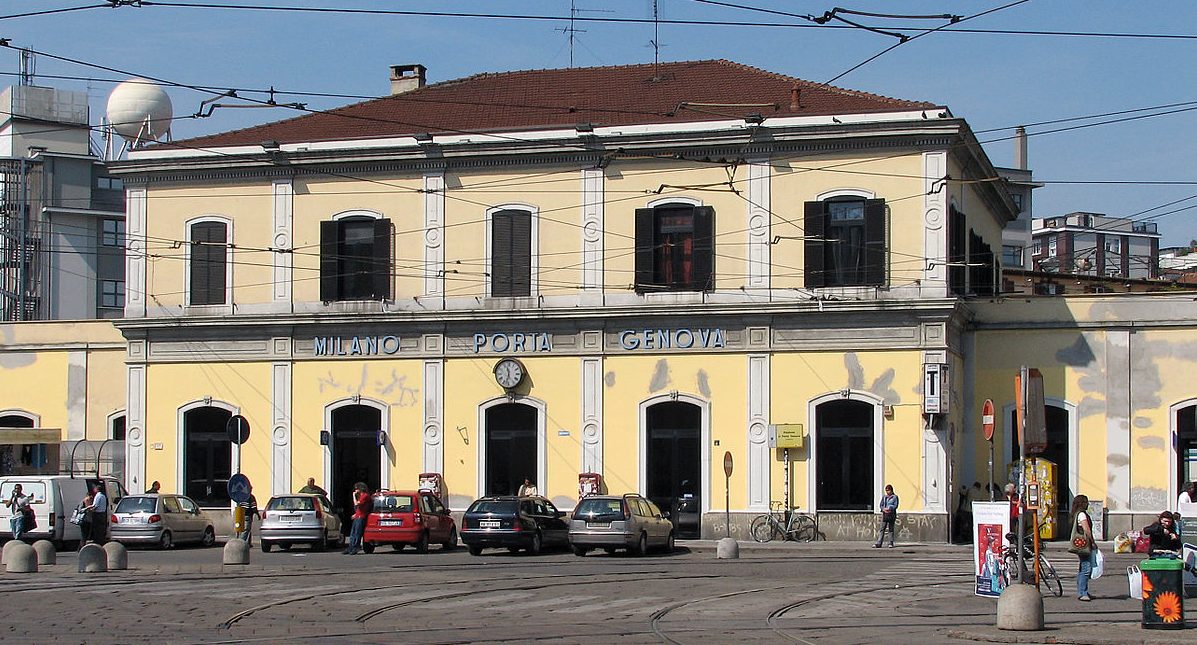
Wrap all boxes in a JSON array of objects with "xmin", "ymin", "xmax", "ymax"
[{"xmin": 106, "ymin": 78, "xmax": 173, "ymax": 145}]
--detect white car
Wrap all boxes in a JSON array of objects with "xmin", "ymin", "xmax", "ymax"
[{"xmin": 259, "ymin": 494, "xmax": 343, "ymax": 552}]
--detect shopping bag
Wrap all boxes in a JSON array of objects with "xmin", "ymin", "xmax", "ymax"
[
  {"xmin": 1090, "ymin": 549, "xmax": 1104, "ymax": 579},
  {"xmin": 69, "ymin": 508, "xmax": 86, "ymax": 525},
  {"xmin": 1113, "ymin": 532, "xmax": 1132, "ymax": 554},
  {"xmin": 1128, "ymin": 565, "xmax": 1142, "ymax": 599}
]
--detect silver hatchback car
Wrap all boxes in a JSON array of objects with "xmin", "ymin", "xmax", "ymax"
[
  {"xmin": 259, "ymin": 494, "xmax": 343, "ymax": 552},
  {"xmin": 568, "ymin": 494, "xmax": 674, "ymax": 556},
  {"xmin": 110, "ymin": 494, "xmax": 216, "ymax": 549}
]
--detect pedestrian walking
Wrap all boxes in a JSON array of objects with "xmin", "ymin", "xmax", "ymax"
[
  {"xmin": 517, "ymin": 477, "xmax": 538, "ymax": 497},
  {"xmin": 298, "ymin": 477, "xmax": 327, "ymax": 497},
  {"xmin": 87, "ymin": 484, "xmax": 109, "ymax": 545},
  {"xmin": 236, "ymin": 486, "xmax": 259, "ymax": 546},
  {"xmin": 1068, "ymin": 494, "xmax": 1095, "ymax": 601},
  {"xmin": 4, "ymin": 483, "xmax": 33, "ymax": 540},
  {"xmin": 873, "ymin": 484, "xmax": 899, "ymax": 548},
  {"xmin": 343, "ymin": 482, "xmax": 371, "ymax": 555},
  {"xmin": 76, "ymin": 489, "xmax": 94, "ymax": 546}
]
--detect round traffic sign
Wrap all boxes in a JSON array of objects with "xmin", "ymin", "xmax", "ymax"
[
  {"xmin": 226, "ymin": 414, "xmax": 250, "ymax": 445},
  {"xmin": 981, "ymin": 399, "xmax": 996, "ymax": 441},
  {"xmin": 228, "ymin": 473, "xmax": 252, "ymax": 504},
  {"xmin": 722, "ymin": 451, "xmax": 734, "ymax": 478}
]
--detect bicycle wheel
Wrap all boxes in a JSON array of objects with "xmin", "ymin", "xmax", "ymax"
[
  {"xmin": 1038, "ymin": 555, "xmax": 1063, "ymax": 597},
  {"xmin": 750, "ymin": 515, "xmax": 779, "ymax": 543},
  {"xmin": 788, "ymin": 515, "xmax": 818, "ymax": 542},
  {"xmin": 1002, "ymin": 554, "xmax": 1019, "ymax": 587}
]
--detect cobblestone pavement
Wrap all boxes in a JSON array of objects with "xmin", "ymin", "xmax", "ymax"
[{"xmin": 0, "ymin": 541, "xmax": 1189, "ymax": 644}]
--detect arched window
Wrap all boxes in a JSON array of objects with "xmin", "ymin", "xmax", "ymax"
[
  {"xmin": 489, "ymin": 208, "xmax": 533, "ymax": 297},
  {"xmin": 804, "ymin": 197, "xmax": 885, "ymax": 288},
  {"xmin": 188, "ymin": 219, "xmax": 230, "ymax": 306},
  {"xmin": 182, "ymin": 405, "xmax": 233, "ymax": 506},
  {"xmin": 815, "ymin": 399, "xmax": 876, "ymax": 511},
  {"xmin": 634, "ymin": 203, "xmax": 714, "ymax": 292}
]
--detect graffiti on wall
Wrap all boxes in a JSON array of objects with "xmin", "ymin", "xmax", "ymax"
[{"xmin": 316, "ymin": 365, "xmax": 419, "ymax": 407}]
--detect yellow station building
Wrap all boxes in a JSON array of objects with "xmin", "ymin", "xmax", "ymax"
[{"xmin": 6, "ymin": 61, "xmax": 1194, "ymax": 541}]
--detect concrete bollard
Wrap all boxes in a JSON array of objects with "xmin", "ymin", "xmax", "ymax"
[
  {"xmin": 5, "ymin": 542, "xmax": 37, "ymax": 573},
  {"xmin": 31, "ymin": 540, "xmax": 56, "ymax": 565},
  {"xmin": 104, "ymin": 542, "xmax": 128, "ymax": 570},
  {"xmin": 996, "ymin": 583, "xmax": 1044, "ymax": 631},
  {"xmin": 2, "ymin": 539, "xmax": 23, "ymax": 565},
  {"xmin": 223, "ymin": 538, "xmax": 250, "ymax": 565},
  {"xmin": 77, "ymin": 543, "xmax": 108, "ymax": 573},
  {"xmin": 715, "ymin": 537, "xmax": 740, "ymax": 559}
]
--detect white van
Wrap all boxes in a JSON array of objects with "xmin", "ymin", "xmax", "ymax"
[{"xmin": 0, "ymin": 475, "xmax": 127, "ymax": 548}]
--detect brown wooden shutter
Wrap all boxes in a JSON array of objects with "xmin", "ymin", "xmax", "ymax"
[
  {"xmin": 372, "ymin": 218, "xmax": 392, "ymax": 300},
  {"xmin": 190, "ymin": 221, "xmax": 226, "ymax": 305},
  {"xmin": 319, "ymin": 220, "xmax": 339, "ymax": 302},
  {"xmin": 491, "ymin": 211, "xmax": 513, "ymax": 296},
  {"xmin": 634, "ymin": 208, "xmax": 654, "ymax": 292},
  {"xmin": 863, "ymin": 198, "xmax": 886, "ymax": 286},
  {"xmin": 691, "ymin": 206, "xmax": 715, "ymax": 291},
  {"xmin": 803, "ymin": 201, "xmax": 825, "ymax": 288},
  {"xmin": 510, "ymin": 211, "xmax": 532, "ymax": 297}
]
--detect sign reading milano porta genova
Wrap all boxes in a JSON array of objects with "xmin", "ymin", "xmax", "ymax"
[{"xmin": 312, "ymin": 328, "xmax": 728, "ymax": 356}]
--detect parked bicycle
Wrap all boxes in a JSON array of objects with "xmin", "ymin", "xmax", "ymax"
[
  {"xmin": 750, "ymin": 502, "xmax": 819, "ymax": 543},
  {"xmin": 1000, "ymin": 531, "xmax": 1062, "ymax": 597}
]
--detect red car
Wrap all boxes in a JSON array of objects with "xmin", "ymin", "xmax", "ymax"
[{"xmin": 363, "ymin": 489, "xmax": 458, "ymax": 553}]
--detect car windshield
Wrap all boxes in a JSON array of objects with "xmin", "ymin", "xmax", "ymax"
[
  {"xmin": 468, "ymin": 499, "xmax": 518, "ymax": 514},
  {"xmin": 116, "ymin": 497, "xmax": 157, "ymax": 513},
  {"xmin": 374, "ymin": 495, "xmax": 414, "ymax": 512},
  {"xmin": 574, "ymin": 498, "xmax": 626, "ymax": 521},
  {"xmin": 267, "ymin": 497, "xmax": 314, "ymax": 511}
]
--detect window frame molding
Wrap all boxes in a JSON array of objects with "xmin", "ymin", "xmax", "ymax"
[
  {"xmin": 0, "ymin": 409, "xmax": 39, "ymax": 427},
  {"xmin": 815, "ymin": 188, "xmax": 876, "ymax": 201},
  {"xmin": 184, "ymin": 215, "xmax": 234, "ymax": 311},
  {"xmin": 1167, "ymin": 398, "xmax": 1197, "ymax": 511},
  {"xmin": 322, "ymin": 397, "xmax": 391, "ymax": 495},
  {"xmin": 484, "ymin": 203, "xmax": 539, "ymax": 299},
  {"xmin": 806, "ymin": 390, "xmax": 885, "ymax": 513},
  {"xmin": 635, "ymin": 199, "xmax": 715, "ymax": 294},
  {"xmin": 331, "ymin": 209, "xmax": 383, "ymax": 222},
  {"xmin": 476, "ymin": 395, "xmax": 547, "ymax": 499},
  {"xmin": 1001, "ymin": 398, "xmax": 1078, "ymax": 507},
  {"xmin": 637, "ymin": 393, "xmax": 712, "ymax": 514},
  {"xmin": 106, "ymin": 409, "xmax": 127, "ymax": 441},
  {"xmin": 176, "ymin": 399, "xmax": 239, "ymax": 506},
  {"xmin": 647, "ymin": 196, "xmax": 703, "ymax": 209}
]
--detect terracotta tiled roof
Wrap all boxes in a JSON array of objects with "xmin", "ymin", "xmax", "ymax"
[{"xmin": 176, "ymin": 60, "xmax": 938, "ymax": 148}]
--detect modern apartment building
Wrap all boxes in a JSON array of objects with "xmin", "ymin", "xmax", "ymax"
[{"xmin": 1031, "ymin": 212, "xmax": 1161, "ymax": 280}]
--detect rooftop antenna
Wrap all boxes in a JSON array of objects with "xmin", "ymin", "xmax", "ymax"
[
  {"xmin": 651, "ymin": 0, "xmax": 661, "ymax": 72},
  {"xmin": 555, "ymin": 1, "xmax": 612, "ymax": 67},
  {"xmin": 18, "ymin": 48, "xmax": 33, "ymax": 86}
]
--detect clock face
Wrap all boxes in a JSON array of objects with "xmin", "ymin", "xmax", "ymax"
[{"xmin": 494, "ymin": 359, "xmax": 524, "ymax": 389}]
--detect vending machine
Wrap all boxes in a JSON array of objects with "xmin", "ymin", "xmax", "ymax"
[{"xmin": 1032, "ymin": 458, "xmax": 1057, "ymax": 540}]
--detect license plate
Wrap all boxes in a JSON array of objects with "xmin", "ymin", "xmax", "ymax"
[
  {"xmin": 586, "ymin": 522, "xmax": 610, "ymax": 529},
  {"xmin": 280, "ymin": 515, "xmax": 301, "ymax": 523},
  {"xmin": 127, "ymin": 516, "xmax": 146, "ymax": 524},
  {"xmin": 380, "ymin": 519, "xmax": 402, "ymax": 527},
  {"xmin": 480, "ymin": 520, "xmax": 501, "ymax": 528}
]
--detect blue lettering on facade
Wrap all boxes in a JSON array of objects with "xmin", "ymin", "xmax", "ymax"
[
  {"xmin": 617, "ymin": 328, "xmax": 726, "ymax": 351},
  {"xmin": 313, "ymin": 336, "xmax": 403, "ymax": 356}
]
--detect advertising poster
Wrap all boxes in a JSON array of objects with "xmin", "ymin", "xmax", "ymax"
[
  {"xmin": 974, "ymin": 501, "xmax": 1012, "ymax": 598},
  {"xmin": 1180, "ymin": 503, "xmax": 1197, "ymax": 595}
]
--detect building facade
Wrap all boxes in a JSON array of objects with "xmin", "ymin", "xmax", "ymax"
[{"xmin": 1031, "ymin": 212, "xmax": 1161, "ymax": 280}]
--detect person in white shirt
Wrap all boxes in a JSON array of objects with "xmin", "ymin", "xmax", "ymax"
[
  {"xmin": 1178, "ymin": 481, "xmax": 1196, "ymax": 508},
  {"xmin": 517, "ymin": 478, "xmax": 538, "ymax": 497},
  {"xmin": 4, "ymin": 484, "xmax": 34, "ymax": 540},
  {"xmin": 85, "ymin": 484, "xmax": 109, "ymax": 544}
]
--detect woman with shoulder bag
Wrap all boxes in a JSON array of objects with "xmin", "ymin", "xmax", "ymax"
[
  {"xmin": 75, "ymin": 491, "xmax": 94, "ymax": 546},
  {"xmin": 1068, "ymin": 494, "xmax": 1096, "ymax": 601}
]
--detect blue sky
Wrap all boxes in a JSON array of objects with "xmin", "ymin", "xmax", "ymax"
[{"xmin": 8, "ymin": 1, "xmax": 1197, "ymax": 245}]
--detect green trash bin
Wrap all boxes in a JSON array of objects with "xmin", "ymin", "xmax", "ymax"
[{"xmin": 1141, "ymin": 558, "xmax": 1185, "ymax": 629}]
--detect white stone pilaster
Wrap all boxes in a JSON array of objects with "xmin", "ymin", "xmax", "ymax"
[
  {"xmin": 746, "ymin": 159, "xmax": 771, "ymax": 291},
  {"xmin": 423, "ymin": 173, "xmax": 445, "ymax": 304},
  {"xmin": 124, "ymin": 187, "xmax": 147, "ymax": 317},
  {"xmin": 423, "ymin": 359, "xmax": 444, "ymax": 475},
  {"xmin": 747, "ymin": 354, "xmax": 770, "ymax": 511},
  {"xmin": 582, "ymin": 168, "xmax": 604, "ymax": 292},
  {"xmin": 923, "ymin": 151, "xmax": 947, "ymax": 295},
  {"xmin": 581, "ymin": 357, "xmax": 603, "ymax": 474},
  {"xmin": 271, "ymin": 361, "xmax": 292, "ymax": 496},
  {"xmin": 125, "ymin": 357, "xmax": 146, "ymax": 494},
  {"xmin": 271, "ymin": 179, "xmax": 293, "ymax": 307}
]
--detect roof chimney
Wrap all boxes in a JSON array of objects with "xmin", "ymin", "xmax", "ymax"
[
  {"xmin": 1013, "ymin": 125, "xmax": 1028, "ymax": 170},
  {"xmin": 389, "ymin": 64, "xmax": 427, "ymax": 95}
]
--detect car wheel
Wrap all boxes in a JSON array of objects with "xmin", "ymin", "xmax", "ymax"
[
  {"xmin": 665, "ymin": 531, "xmax": 675, "ymax": 553},
  {"xmin": 279, "ymin": 542, "xmax": 292, "ymax": 552},
  {"xmin": 443, "ymin": 528, "xmax": 458, "ymax": 550},
  {"xmin": 468, "ymin": 545, "xmax": 483, "ymax": 556},
  {"xmin": 201, "ymin": 527, "xmax": 216, "ymax": 547},
  {"xmin": 159, "ymin": 530, "xmax": 173, "ymax": 550},
  {"xmin": 634, "ymin": 533, "xmax": 648, "ymax": 557},
  {"xmin": 415, "ymin": 532, "xmax": 429, "ymax": 554},
  {"xmin": 261, "ymin": 541, "xmax": 272, "ymax": 553},
  {"xmin": 362, "ymin": 542, "xmax": 376, "ymax": 554},
  {"xmin": 572, "ymin": 545, "xmax": 590, "ymax": 557},
  {"xmin": 528, "ymin": 532, "xmax": 542, "ymax": 556}
]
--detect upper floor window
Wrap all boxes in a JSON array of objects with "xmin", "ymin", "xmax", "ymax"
[
  {"xmin": 1105, "ymin": 237, "xmax": 1122, "ymax": 254},
  {"xmin": 100, "ymin": 280, "xmax": 125, "ymax": 308},
  {"xmin": 101, "ymin": 219, "xmax": 125, "ymax": 247},
  {"xmin": 804, "ymin": 198, "xmax": 885, "ymax": 288},
  {"xmin": 491, "ymin": 209, "xmax": 532, "ymax": 297},
  {"xmin": 320, "ymin": 217, "xmax": 392, "ymax": 302},
  {"xmin": 189, "ymin": 220, "xmax": 228, "ymax": 306},
  {"xmin": 1047, "ymin": 236, "xmax": 1057, "ymax": 257},
  {"xmin": 634, "ymin": 204, "xmax": 714, "ymax": 293},
  {"xmin": 96, "ymin": 177, "xmax": 124, "ymax": 190}
]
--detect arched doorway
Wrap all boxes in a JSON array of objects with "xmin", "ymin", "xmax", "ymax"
[
  {"xmin": 1174, "ymin": 403, "xmax": 1197, "ymax": 503},
  {"xmin": 483, "ymin": 402, "xmax": 539, "ymax": 496},
  {"xmin": 0, "ymin": 412, "xmax": 46, "ymax": 475},
  {"xmin": 1009, "ymin": 404, "xmax": 1071, "ymax": 498},
  {"xmin": 182, "ymin": 406, "xmax": 232, "ymax": 507},
  {"xmin": 329, "ymin": 404, "xmax": 382, "ymax": 525},
  {"xmin": 815, "ymin": 399, "xmax": 875, "ymax": 511},
  {"xmin": 644, "ymin": 401, "xmax": 702, "ymax": 538}
]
